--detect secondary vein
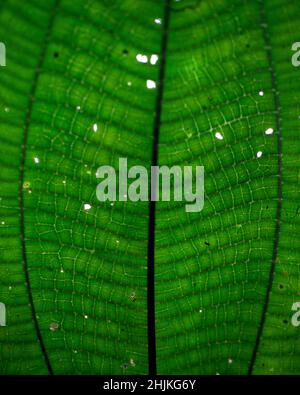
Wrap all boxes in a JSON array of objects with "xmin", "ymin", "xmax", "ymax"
[
  {"xmin": 248, "ymin": 0, "xmax": 283, "ymax": 375},
  {"xmin": 19, "ymin": 0, "xmax": 60, "ymax": 376}
]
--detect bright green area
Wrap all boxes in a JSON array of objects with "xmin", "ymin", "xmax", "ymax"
[{"xmin": 0, "ymin": 0, "xmax": 299, "ymax": 375}]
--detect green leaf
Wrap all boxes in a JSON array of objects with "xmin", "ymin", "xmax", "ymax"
[{"xmin": 0, "ymin": 0, "xmax": 300, "ymax": 375}]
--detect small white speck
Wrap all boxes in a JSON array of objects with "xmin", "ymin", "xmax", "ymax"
[
  {"xmin": 116, "ymin": 240, "xmax": 120, "ymax": 244},
  {"xmin": 136, "ymin": 54, "xmax": 148, "ymax": 63},
  {"xmin": 1, "ymin": 221, "xmax": 5, "ymax": 225},
  {"xmin": 199, "ymin": 309, "xmax": 203, "ymax": 313},
  {"xmin": 49, "ymin": 322, "xmax": 59, "ymax": 332},
  {"xmin": 216, "ymin": 372, "xmax": 220, "ymax": 375},
  {"xmin": 84, "ymin": 315, "xmax": 88, "ymax": 319},
  {"xmin": 60, "ymin": 268, "xmax": 64, "ymax": 273},
  {"xmin": 215, "ymin": 132, "xmax": 223, "ymax": 140},
  {"xmin": 130, "ymin": 292, "xmax": 136, "ymax": 301},
  {"xmin": 228, "ymin": 358, "xmax": 233, "ymax": 364},
  {"xmin": 76, "ymin": 105, "xmax": 81, "ymax": 111},
  {"xmin": 127, "ymin": 81, "xmax": 132, "ymax": 86},
  {"xmin": 256, "ymin": 151, "xmax": 263, "ymax": 158},
  {"xmin": 150, "ymin": 54, "xmax": 159, "ymax": 65},
  {"xmin": 62, "ymin": 180, "xmax": 66, "ymax": 184},
  {"xmin": 110, "ymin": 202, "xmax": 114, "ymax": 206},
  {"xmin": 265, "ymin": 128, "xmax": 273, "ymax": 135},
  {"xmin": 146, "ymin": 80, "xmax": 156, "ymax": 89},
  {"xmin": 154, "ymin": 18, "xmax": 162, "ymax": 24},
  {"xmin": 4, "ymin": 107, "xmax": 10, "ymax": 113},
  {"xmin": 73, "ymin": 350, "xmax": 78, "ymax": 354},
  {"xmin": 130, "ymin": 358, "xmax": 136, "ymax": 367},
  {"xmin": 84, "ymin": 203, "xmax": 92, "ymax": 210},
  {"xmin": 8, "ymin": 286, "xmax": 12, "ymax": 290},
  {"xmin": 33, "ymin": 157, "xmax": 40, "ymax": 164},
  {"xmin": 92, "ymin": 123, "xmax": 98, "ymax": 132},
  {"xmin": 259, "ymin": 90, "xmax": 264, "ymax": 96}
]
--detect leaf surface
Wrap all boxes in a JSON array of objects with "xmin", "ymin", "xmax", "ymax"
[{"xmin": 0, "ymin": 0, "xmax": 299, "ymax": 375}]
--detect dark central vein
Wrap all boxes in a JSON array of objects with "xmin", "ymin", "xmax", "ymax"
[
  {"xmin": 147, "ymin": 0, "xmax": 171, "ymax": 376},
  {"xmin": 248, "ymin": 0, "xmax": 283, "ymax": 375},
  {"xmin": 19, "ymin": 0, "xmax": 60, "ymax": 376}
]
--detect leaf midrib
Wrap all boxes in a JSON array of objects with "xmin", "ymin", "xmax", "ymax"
[{"xmin": 147, "ymin": 0, "xmax": 171, "ymax": 376}]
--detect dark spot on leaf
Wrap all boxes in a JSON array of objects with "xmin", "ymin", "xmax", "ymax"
[
  {"xmin": 53, "ymin": 52, "xmax": 59, "ymax": 58},
  {"xmin": 123, "ymin": 49, "xmax": 128, "ymax": 56},
  {"xmin": 283, "ymin": 319, "xmax": 288, "ymax": 324},
  {"xmin": 204, "ymin": 241, "xmax": 210, "ymax": 246},
  {"xmin": 279, "ymin": 284, "xmax": 284, "ymax": 289}
]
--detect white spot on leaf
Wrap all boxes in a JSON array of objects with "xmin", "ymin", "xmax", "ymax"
[
  {"xmin": 136, "ymin": 54, "xmax": 148, "ymax": 63},
  {"xmin": 49, "ymin": 322, "xmax": 59, "ymax": 332},
  {"xmin": 146, "ymin": 80, "xmax": 156, "ymax": 89},
  {"xmin": 150, "ymin": 54, "xmax": 159, "ymax": 65}
]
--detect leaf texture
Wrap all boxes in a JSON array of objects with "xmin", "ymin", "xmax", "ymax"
[{"xmin": 0, "ymin": 0, "xmax": 299, "ymax": 375}]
